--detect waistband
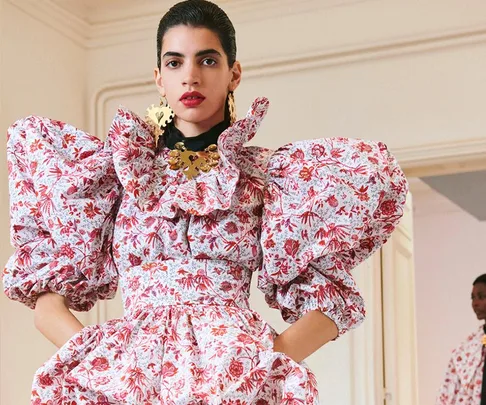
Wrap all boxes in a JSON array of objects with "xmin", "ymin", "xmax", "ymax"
[{"xmin": 121, "ymin": 258, "xmax": 253, "ymax": 317}]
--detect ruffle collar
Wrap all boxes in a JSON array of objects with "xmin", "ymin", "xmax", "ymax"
[{"xmin": 108, "ymin": 97, "xmax": 270, "ymax": 218}]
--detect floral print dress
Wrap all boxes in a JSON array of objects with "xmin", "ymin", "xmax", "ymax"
[
  {"xmin": 3, "ymin": 98, "xmax": 408, "ymax": 404},
  {"xmin": 437, "ymin": 326, "xmax": 486, "ymax": 404}
]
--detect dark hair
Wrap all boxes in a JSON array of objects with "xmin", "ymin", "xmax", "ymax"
[
  {"xmin": 474, "ymin": 274, "xmax": 486, "ymax": 285},
  {"xmin": 156, "ymin": 0, "xmax": 237, "ymax": 70}
]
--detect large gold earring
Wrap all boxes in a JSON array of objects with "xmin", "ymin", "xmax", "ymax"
[
  {"xmin": 228, "ymin": 91, "xmax": 237, "ymax": 125},
  {"xmin": 145, "ymin": 96, "xmax": 175, "ymax": 146}
]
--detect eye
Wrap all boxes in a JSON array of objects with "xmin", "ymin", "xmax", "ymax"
[
  {"xmin": 202, "ymin": 58, "xmax": 217, "ymax": 66},
  {"xmin": 166, "ymin": 60, "xmax": 180, "ymax": 68}
]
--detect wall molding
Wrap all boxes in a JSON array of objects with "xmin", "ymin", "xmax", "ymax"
[
  {"xmin": 6, "ymin": 0, "xmax": 90, "ymax": 48},
  {"xmin": 349, "ymin": 255, "xmax": 384, "ymax": 405},
  {"xmin": 395, "ymin": 138, "xmax": 486, "ymax": 176},
  {"xmin": 87, "ymin": 0, "xmax": 369, "ymax": 48},
  {"xmin": 90, "ymin": 71, "xmax": 486, "ymax": 180},
  {"xmin": 8, "ymin": 0, "xmax": 486, "ymax": 59},
  {"xmin": 7, "ymin": 0, "xmax": 368, "ymax": 49},
  {"xmin": 90, "ymin": 78, "xmax": 154, "ymax": 137},
  {"xmin": 86, "ymin": 0, "xmax": 367, "ymax": 26},
  {"xmin": 396, "ymin": 138, "xmax": 486, "ymax": 165}
]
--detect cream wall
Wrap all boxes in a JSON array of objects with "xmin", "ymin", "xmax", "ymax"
[
  {"xmin": 0, "ymin": 0, "xmax": 5, "ymax": 401},
  {"xmin": 413, "ymin": 181, "xmax": 486, "ymax": 405},
  {"xmin": 88, "ymin": 2, "xmax": 486, "ymax": 155},
  {"xmin": 0, "ymin": 2, "xmax": 88, "ymax": 404}
]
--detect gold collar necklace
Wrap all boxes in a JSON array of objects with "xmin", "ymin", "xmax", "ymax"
[
  {"xmin": 145, "ymin": 92, "xmax": 237, "ymax": 179},
  {"xmin": 168, "ymin": 142, "xmax": 220, "ymax": 180}
]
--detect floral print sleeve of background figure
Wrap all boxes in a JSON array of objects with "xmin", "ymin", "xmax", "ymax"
[
  {"xmin": 436, "ymin": 354, "xmax": 461, "ymax": 404},
  {"xmin": 3, "ymin": 115, "xmax": 122, "ymax": 312},
  {"xmin": 258, "ymin": 137, "xmax": 408, "ymax": 337},
  {"xmin": 436, "ymin": 328, "xmax": 484, "ymax": 404}
]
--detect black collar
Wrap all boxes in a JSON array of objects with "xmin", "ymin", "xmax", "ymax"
[{"xmin": 162, "ymin": 119, "xmax": 230, "ymax": 152}]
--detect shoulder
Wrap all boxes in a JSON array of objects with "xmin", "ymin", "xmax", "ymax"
[{"xmin": 451, "ymin": 327, "xmax": 483, "ymax": 359}]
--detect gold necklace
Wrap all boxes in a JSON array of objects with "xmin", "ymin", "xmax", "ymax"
[{"xmin": 168, "ymin": 142, "xmax": 220, "ymax": 180}]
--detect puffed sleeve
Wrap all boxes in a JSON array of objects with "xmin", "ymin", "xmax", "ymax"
[
  {"xmin": 258, "ymin": 138, "xmax": 408, "ymax": 336},
  {"xmin": 3, "ymin": 115, "xmax": 122, "ymax": 311}
]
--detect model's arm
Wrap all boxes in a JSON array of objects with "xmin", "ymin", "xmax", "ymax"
[
  {"xmin": 34, "ymin": 293, "xmax": 85, "ymax": 348},
  {"xmin": 273, "ymin": 310, "xmax": 338, "ymax": 363}
]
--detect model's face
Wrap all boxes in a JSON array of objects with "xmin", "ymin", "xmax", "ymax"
[
  {"xmin": 155, "ymin": 25, "xmax": 241, "ymax": 131},
  {"xmin": 472, "ymin": 283, "xmax": 486, "ymax": 320}
]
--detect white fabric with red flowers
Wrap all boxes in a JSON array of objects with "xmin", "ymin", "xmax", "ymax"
[
  {"xmin": 3, "ymin": 98, "xmax": 408, "ymax": 404},
  {"xmin": 436, "ymin": 327, "xmax": 485, "ymax": 404}
]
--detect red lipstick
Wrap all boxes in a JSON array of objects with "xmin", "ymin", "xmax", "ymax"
[{"xmin": 180, "ymin": 91, "xmax": 205, "ymax": 107}]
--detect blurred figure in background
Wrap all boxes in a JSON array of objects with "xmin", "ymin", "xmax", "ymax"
[{"xmin": 437, "ymin": 274, "xmax": 486, "ymax": 404}]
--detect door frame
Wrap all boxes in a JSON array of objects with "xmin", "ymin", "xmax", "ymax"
[{"xmin": 349, "ymin": 149, "xmax": 486, "ymax": 404}]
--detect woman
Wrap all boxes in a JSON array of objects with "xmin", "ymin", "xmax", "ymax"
[
  {"xmin": 3, "ymin": 0, "xmax": 408, "ymax": 403},
  {"xmin": 437, "ymin": 274, "xmax": 486, "ymax": 404}
]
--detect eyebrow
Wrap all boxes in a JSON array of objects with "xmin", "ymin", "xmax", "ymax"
[{"xmin": 162, "ymin": 49, "xmax": 222, "ymax": 58}]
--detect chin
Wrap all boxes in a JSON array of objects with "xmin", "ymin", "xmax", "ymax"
[{"xmin": 177, "ymin": 110, "xmax": 213, "ymax": 125}]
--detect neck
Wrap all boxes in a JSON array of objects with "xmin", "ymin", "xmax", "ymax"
[{"xmin": 174, "ymin": 110, "xmax": 225, "ymax": 138}]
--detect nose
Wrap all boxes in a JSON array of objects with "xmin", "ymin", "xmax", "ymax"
[
  {"xmin": 473, "ymin": 299, "xmax": 480, "ymax": 310},
  {"xmin": 182, "ymin": 62, "xmax": 200, "ymax": 87}
]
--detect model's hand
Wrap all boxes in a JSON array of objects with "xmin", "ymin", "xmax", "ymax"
[
  {"xmin": 34, "ymin": 293, "xmax": 85, "ymax": 348},
  {"xmin": 272, "ymin": 310, "xmax": 338, "ymax": 363}
]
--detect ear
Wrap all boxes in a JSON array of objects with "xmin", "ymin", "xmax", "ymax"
[
  {"xmin": 228, "ymin": 61, "xmax": 242, "ymax": 92},
  {"xmin": 154, "ymin": 67, "xmax": 166, "ymax": 97}
]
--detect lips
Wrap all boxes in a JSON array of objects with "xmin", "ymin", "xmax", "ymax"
[{"xmin": 180, "ymin": 91, "xmax": 205, "ymax": 108}]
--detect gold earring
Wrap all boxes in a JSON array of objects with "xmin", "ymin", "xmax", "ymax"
[
  {"xmin": 145, "ymin": 96, "xmax": 175, "ymax": 146},
  {"xmin": 228, "ymin": 91, "xmax": 237, "ymax": 125}
]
